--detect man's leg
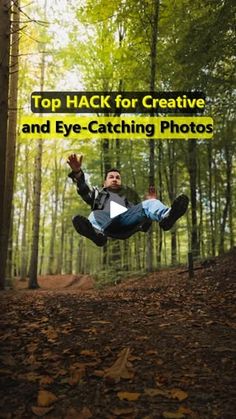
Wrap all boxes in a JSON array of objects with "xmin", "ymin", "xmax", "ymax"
[
  {"xmin": 159, "ymin": 194, "xmax": 189, "ymax": 230},
  {"xmin": 142, "ymin": 195, "xmax": 189, "ymax": 230},
  {"xmin": 110, "ymin": 195, "xmax": 188, "ymax": 231},
  {"xmin": 142, "ymin": 199, "xmax": 169, "ymax": 221},
  {"xmin": 106, "ymin": 200, "xmax": 168, "ymax": 229},
  {"xmin": 72, "ymin": 214, "xmax": 107, "ymax": 247},
  {"xmin": 72, "ymin": 195, "xmax": 188, "ymax": 244}
]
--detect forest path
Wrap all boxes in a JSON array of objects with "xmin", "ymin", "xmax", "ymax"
[{"xmin": 0, "ymin": 250, "xmax": 235, "ymax": 418}]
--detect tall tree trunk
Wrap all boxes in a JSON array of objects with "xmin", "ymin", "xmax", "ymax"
[
  {"xmin": 20, "ymin": 144, "xmax": 29, "ymax": 279},
  {"xmin": 0, "ymin": 0, "xmax": 11, "ymax": 289},
  {"xmin": 219, "ymin": 133, "xmax": 232, "ymax": 254},
  {"xmin": 123, "ymin": 239, "xmax": 129, "ymax": 271},
  {"xmin": 47, "ymin": 162, "xmax": 59, "ymax": 274},
  {"xmin": 3, "ymin": 0, "xmax": 20, "ymax": 287},
  {"xmin": 147, "ymin": 0, "xmax": 160, "ymax": 272},
  {"xmin": 157, "ymin": 142, "xmax": 163, "ymax": 264},
  {"xmin": 213, "ymin": 156, "xmax": 218, "ymax": 253},
  {"xmin": 39, "ymin": 212, "xmax": 46, "ymax": 275},
  {"xmin": 164, "ymin": 141, "xmax": 178, "ymax": 265},
  {"xmin": 57, "ymin": 180, "xmax": 67, "ymax": 273},
  {"xmin": 13, "ymin": 197, "xmax": 23, "ymax": 277},
  {"xmin": 188, "ymin": 139, "xmax": 199, "ymax": 258},
  {"xmin": 6, "ymin": 205, "xmax": 14, "ymax": 281},
  {"xmin": 207, "ymin": 142, "xmax": 215, "ymax": 256},
  {"xmin": 68, "ymin": 231, "xmax": 73, "ymax": 274},
  {"xmin": 28, "ymin": 47, "xmax": 45, "ymax": 287},
  {"xmin": 198, "ymin": 155, "xmax": 204, "ymax": 258},
  {"xmin": 110, "ymin": 240, "xmax": 121, "ymax": 273},
  {"xmin": 101, "ymin": 139, "xmax": 110, "ymax": 268},
  {"xmin": 28, "ymin": 137, "xmax": 43, "ymax": 288}
]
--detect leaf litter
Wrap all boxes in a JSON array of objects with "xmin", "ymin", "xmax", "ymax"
[{"xmin": 0, "ymin": 249, "xmax": 235, "ymax": 417}]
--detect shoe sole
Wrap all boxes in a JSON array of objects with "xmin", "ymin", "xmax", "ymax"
[
  {"xmin": 72, "ymin": 215, "xmax": 107, "ymax": 246},
  {"xmin": 160, "ymin": 194, "xmax": 189, "ymax": 231}
]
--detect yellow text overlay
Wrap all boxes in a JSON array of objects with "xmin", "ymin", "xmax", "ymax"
[{"xmin": 20, "ymin": 116, "xmax": 213, "ymax": 139}]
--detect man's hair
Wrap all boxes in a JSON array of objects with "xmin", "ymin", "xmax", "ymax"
[{"xmin": 104, "ymin": 168, "xmax": 121, "ymax": 179}]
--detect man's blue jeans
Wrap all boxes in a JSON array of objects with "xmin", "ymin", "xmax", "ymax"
[{"xmin": 88, "ymin": 199, "xmax": 169, "ymax": 233}]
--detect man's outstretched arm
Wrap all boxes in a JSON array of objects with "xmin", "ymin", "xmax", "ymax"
[{"xmin": 67, "ymin": 154, "xmax": 94, "ymax": 206}]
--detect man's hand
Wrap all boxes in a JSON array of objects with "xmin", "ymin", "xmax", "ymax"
[
  {"xmin": 67, "ymin": 154, "xmax": 83, "ymax": 173},
  {"xmin": 145, "ymin": 185, "xmax": 157, "ymax": 199}
]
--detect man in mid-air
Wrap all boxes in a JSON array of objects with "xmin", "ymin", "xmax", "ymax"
[{"xmin": 67, "ymin": 153, "xmax": 189, "ymax": 247}]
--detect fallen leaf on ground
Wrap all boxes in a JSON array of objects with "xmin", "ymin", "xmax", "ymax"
[
  {"xmin": 39, "ymin": 375, "xmax": 54, "ymax": 385},
  {"xmin": 26, "ymin": 372, "xmax": 40, "ymax": 382},
  {"xmin": 92, "ymin": 370, "xmax": 104, "ymax": 377},
  {"xmin": 162, "ymin": 410, "xmax": 185, "ymax": 418},
  {"xmin": 104, "ymin": 347, "xmax": 134, "ymax": 382},
  {"xmin": 82, "ymin": 328, "xmax": 98, "ymax": 334},
  {"xmin": 69, "ymin": 362, "xmax": 86, "ymax": 370},
  {"xmin": 112, "ymin": 407, "xmax": 135, "ymax": 416},
  {"xmin": 31, "ymin": 406, "xmax": 54, "ymax": 416},
  {"xmin": 169, "ymin": 388, "xmax": 188, "ymax": 401},
  {"xmin": 178, "ymin": 406, "xmax": 195, "ymax": 415},
  {"xmin": 0, "ymin": 332, "xmax": 12, "ymax": 341},
  {"xmin": 55, "ymin": 368, "xmax": 67, "ymax": 376},
  {"xmin": 27, "ymin": 354, "xmax": 41, "ymax": 366},
  {"xmin": 41, "ymin": 326, "xmax": 58, "ymax": 341},
  {"xmin": 37, "ymin": 390, "xmax": 58, "ymax": 407},
  {"xmin": 64, "ymin": 406, "xmax": 92, "ymax": 419},
  {"xmin": 67, "ymin": 368, "xmax": 85, "ymax": 385},
  {"xmin": 117, "ymin": 391, "xmax": 141, "ymax": 401},
  {"xmin": 80, "ymin": 349, "xmax": 98, "ymax": 357},
  {"xmin": 128, "ymin": 355, "xmax": 141, "ymax": 361},
  {"xmin": 26, "ymin": 343, "xmax": 38, "ymax": 353},
  {"xmin": 144, "ymin": 388, "xmax": 169, "ymax": 397},
  {"xmin": 146, "ymin": 350, "xmax": 159, "ymax": 355}
]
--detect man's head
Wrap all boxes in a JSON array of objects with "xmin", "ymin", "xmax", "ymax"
[{"xmin": 104, "ymin": 168, "xmax": 121, "ymax": 190}]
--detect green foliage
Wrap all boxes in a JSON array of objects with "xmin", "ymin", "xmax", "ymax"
[{"xmin": 12, "ymin": 0, "xmax": 235, "ymax": 280}]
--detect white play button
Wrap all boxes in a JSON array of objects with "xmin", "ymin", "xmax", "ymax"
[{"xmin": 110, "ymin": 201, "xmax": 128, "ymax": 218}]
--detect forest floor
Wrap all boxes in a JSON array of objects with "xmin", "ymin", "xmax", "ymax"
[{"xmin": 0, "ymin": 249, "xmax": 235, "ymax": 419}]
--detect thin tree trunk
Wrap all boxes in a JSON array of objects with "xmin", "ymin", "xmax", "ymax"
[
  {"xmin": 198, "ymin": 155, "xmax": 204, "ymax": 258},
  {"xmin": 147, "ymin": 0, "xmax": 160, "ymax": 272},
  {"xmin": 3, "ymin": 0, "xmax": 20, "ymax": 287},
  {"xmin": 213, "ymin": 157, "xmax": 218, "ymax": 253},
  {"xmin": 28, "ymin": 46, "xmax": 45, "ymax": 287},
  {"xmin": 207, "ymin": 142, "xmax": 215, "ymax": 256},
  {"xmin": 188, "ymin": 139, "xmax": 199, "ymax": 257},
  {"xmin": 39, "ymin": 212, "xmax": 46, "ymax": 275},
  {"xmin": 157, "ymin": 142, "xmax": 163, "ymax": 264},
  {"xmin": 28, "ymin": 138, "xmax": 43, "ymax": 288},
  {"xmin": 14, "ymin": 196, "xmax": 23, "ymax": 276},
  {"xmin": 0, "ymin": 0, "xmax": 11, "ymax": 289},
  {"xmin": 20, "ymin": 144, "xmax": 29, "ymax": 279},
  {"xmin": 68, "ymin": 231, "xmax": 73, "ymax": 274},
  {"xmin": 165, "ymin": 142, "xmax": 177, "ymax": 265},
  {"xmin": 57, "ymin": 180, "xmax": 67, "ymax": 273},
  {"xmin": 47, "ymin": 156, "xmax": 59, "ymax": 274},
  {"xmin": 6, "ymin": 205, "xmax": 14, "ymax": 282},
  {"xmin": 123, "ymin": 239, "xmax": 129, "ymax": 271},
  {"xmin": 219, "ymin": 136, "xmax": 232, "ymax": 254}
]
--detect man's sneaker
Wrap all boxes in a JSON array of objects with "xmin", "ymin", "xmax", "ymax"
[
  {"xmin": 159, "ymin": 194, "xmax": 189, "ymax": 231},
  {"xmin": 72, "ymin": 215, "xmax": 107, "ymax": 247}
]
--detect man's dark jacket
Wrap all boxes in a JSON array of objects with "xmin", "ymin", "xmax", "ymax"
[
  {"xmin": 69, "ymin": 170, "xmax": 141, "ymax": 210},
  {"xmin": 69, "ymin": 170, "xmax": 151, "ymax": 238}
]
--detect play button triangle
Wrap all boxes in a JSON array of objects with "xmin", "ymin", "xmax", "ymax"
[{"xmin": 110, "ymin": 201, "xmax": 128, "ymax": 218}]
